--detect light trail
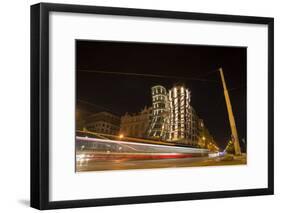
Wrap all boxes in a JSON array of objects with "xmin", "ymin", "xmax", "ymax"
[{"xmin": 76, "ymin": 136, "xmax": 209, "ymax": 154}]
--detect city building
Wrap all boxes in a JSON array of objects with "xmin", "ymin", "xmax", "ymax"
[
  {"xmin": 166, "ymin": 85, "xmax": 191, "ymax": 143},
  {"xmin": 189, "ymin": 106, "xmax": 199, "ymax": 146},
  {"xmin": 147, "ymin": 85, "xmax": 169, "ymax": 139},
  {"xmin": 197, "ymin": 118, "xmax": 217, "ymax": 150},
  {"xmin": 198, "ymin": 119, "xmax": 208, "ymax": 148},
  {"xmin": 147, "ymin": 84, "xmax": 200, "ymax": 145},
  {"xmin": 79, "ymin": 85, "xmax": 215, "ymax": 148},
  {"xmin": 120, "ymin": 106, "xmax": 152, "ymax": 138},
  {"xmin": 84, "ymin": 111, "xmax": 120, "ymax": 135}
]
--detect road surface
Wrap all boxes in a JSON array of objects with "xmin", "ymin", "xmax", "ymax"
[{"xmin": 76, "ymin": 153, "xmax": 246, "ymax": 172}]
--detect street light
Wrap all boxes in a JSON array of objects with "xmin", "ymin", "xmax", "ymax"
[
  {"xmin": 119, "ymin": 134, "xmax": 124, "ymax": 139},
  {"xmin": 202, "ymin": 136, "xmax": 207, "ymax": 148}
]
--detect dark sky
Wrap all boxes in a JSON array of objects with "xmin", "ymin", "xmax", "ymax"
[{"xmin": 76, "ymin": 40, "xmax": 246, "ymax": 149}]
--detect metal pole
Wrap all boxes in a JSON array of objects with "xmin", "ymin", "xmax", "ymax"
[{"xmin": 219, "ymin": 68, "xmax": 241, "ymax": 155}]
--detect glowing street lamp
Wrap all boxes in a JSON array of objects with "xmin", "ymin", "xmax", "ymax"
[
  {"xmin": 119, "ymin": 134, "xmax": 124, "ymax": 139},
  {"xmin": 202, "ymin": 136, "xmax": 207, "ymax": 149}
]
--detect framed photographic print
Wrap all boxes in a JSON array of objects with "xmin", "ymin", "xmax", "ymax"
[{"xmin": 31, "ymin": 3, "xmax": 274, "ymax": 210}]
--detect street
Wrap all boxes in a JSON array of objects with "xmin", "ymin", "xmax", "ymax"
[{"xmin": 76, "ymin": 153, "xmax": 246, "ymax": 172}]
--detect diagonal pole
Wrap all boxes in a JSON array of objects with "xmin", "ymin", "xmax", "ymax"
[{"xmin": 219, "ymin": 68, "xmax": 242, "ymax": 155}]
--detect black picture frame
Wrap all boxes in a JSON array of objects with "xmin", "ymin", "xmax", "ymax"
[{"xmin": 31, "ymin": 2, "xmax": 274, "ymax": 210}]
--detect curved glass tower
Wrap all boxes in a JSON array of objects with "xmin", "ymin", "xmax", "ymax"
[{"xmin": 147, "ymin": 85, "xmax": 168, "ymax": 139}]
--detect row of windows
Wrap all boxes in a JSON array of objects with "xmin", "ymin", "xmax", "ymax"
[
  {"xmin": 152, "ymin": 87, "xmax": 167, "ymax": 95},
  {"xmin": 153, "ymin": 102, "xmax": 166, "ymax": 108},
  {"xmin": 89, "ymin": 114, "xmax": 120, "ymax": 125},
  {"xmin": 153, "ymin": 109, "xmax": 166, "ymax": 115},
  {"xmin": 88, "ymin": 122, "xmax": 119, "ymax": 132},
  {"xmin": 122, "ymin": 122, "xmax": 147, "ymax": 133},
  {"xmin": 87, "ymin": 126, "xmax": 118, "ymax": 134},
  {"xmin": 89, "ymin": 122, "xmax": 111, "ymax": 129},
  {"xmin": 152, "ymin": 95, "xmax": 166, "ymax": 102},
  {"xmin": 122, "ymin": 116, "xmax": 149, "ymax": 123}
]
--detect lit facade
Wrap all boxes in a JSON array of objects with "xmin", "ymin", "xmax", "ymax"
[
  {"xmin": 167, "ymin": 85, "xmax": 191, "ymax": 142},
  {"xmin": 85, "ymin": 111, "xmax": 120, "ymax": 135},
  {"xmin": 147, "ymin": 84, "xmax": 199, "ymax": 145},
  {"xmin": 147, "ymin": 85, "xmax": 168, "ymax": 139},
  {"xmin": 120, "ymin": 106, "xmax": 152, "ymax": 138},
  {"xmin": 197, "ymin": 118, "xmax": 217, "ymax": 150}
]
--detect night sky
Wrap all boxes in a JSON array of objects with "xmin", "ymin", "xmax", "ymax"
[{"xmin": 76, "ymin": 40, "xmax": 247, "ymax": 150}]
